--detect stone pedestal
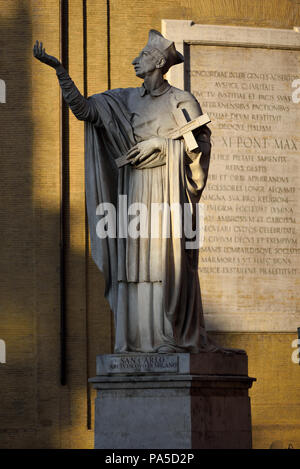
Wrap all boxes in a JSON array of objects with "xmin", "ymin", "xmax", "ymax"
[{"xmin": 89, "ymin": 352, "xmax": 255, "ymax": 449}]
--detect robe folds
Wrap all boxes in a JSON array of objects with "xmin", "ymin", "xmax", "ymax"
[{"xmin": 84, "ymin": 89, "xmax": 212, "ymax": 352}]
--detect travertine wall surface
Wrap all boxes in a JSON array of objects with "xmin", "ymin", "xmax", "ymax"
[
  {"xmin": 0, "ymin": 0, "xmax": 299, "ymax": 449},
  {"xmin": 164, "ymin": 21, "xmax": 300, "ymax": 333}
]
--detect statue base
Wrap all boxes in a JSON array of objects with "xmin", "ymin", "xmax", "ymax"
[{"xmin": 89, "ymin": 352, "xmax": 255, "ymax": 449}]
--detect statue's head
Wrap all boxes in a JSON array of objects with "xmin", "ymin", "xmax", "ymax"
[{"xmin": 132, "ymin": 29, "xmax": 184, "ymax": 78}]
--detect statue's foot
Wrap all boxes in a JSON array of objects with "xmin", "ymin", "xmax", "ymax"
[{"xmin": 156, "ymin": 344, "xmax": 181, "ymax": 353}]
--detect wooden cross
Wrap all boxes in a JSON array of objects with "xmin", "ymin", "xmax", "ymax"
[{"xmin": 115, "ymin": 110, "xmax": 211, "ymax": 168}]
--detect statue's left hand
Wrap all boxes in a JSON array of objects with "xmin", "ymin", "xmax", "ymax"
[{"xmin": 126, "ymin": 137, "xmax": 166, "ymax": 165}]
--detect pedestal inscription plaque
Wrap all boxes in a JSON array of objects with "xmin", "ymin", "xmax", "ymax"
[{"xmin": 163, "ymin": 21, "xmax": 300, "ymax": 331}]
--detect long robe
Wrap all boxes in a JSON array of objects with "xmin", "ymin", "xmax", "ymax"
[{"xmin": 56, "ymin": 67, "xmax": 212, "ymax": 352}]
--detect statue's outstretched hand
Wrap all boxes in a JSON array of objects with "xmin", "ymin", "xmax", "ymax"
[{"xmin": 33, "ymin": 40, "xmax": 61, "ymax": 69}]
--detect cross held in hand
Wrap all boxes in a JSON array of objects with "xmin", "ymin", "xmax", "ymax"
[
  {"xmin": 167, "ymin": 109, "xmax": 211, "ymax": 152},
  {"xmin": 115, "ymin": 110, "xmax": 211, "ymax": 168}
]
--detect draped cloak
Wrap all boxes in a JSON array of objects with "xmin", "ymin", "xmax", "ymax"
[{"xmin": 83, "ymin": 88, "xmax": 212, "ymax": 353}]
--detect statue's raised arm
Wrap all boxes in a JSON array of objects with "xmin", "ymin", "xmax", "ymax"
[{"xmin": 33, "ymin": 40, "xmax": 98, "ymax": 123}]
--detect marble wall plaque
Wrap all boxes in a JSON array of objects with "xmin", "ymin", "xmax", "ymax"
[{"xmin": 163, "ymin": 21, "xmax": 300, "ymax": 331}]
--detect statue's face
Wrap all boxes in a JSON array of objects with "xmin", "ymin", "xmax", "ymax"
[{"xmin": 132, "ymin": 48, "xmax": 163, "ymax": 78}]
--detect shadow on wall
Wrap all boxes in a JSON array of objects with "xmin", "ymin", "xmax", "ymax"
[
  {"xmin": 0, "ymin": 0, "xmax": 110, "ymax": 449},
  {"xmin": 0, "ymin": 0, "xmax": 105, "ymax": 448},
  {"xmin": 0, "ymin": 0, "xmax": 36, "ymax": 446}
]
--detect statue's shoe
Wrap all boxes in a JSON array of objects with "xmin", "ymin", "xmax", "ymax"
[{"xmin": 156, "ymin": 345, "xmax": 181, "ymax": 353}]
